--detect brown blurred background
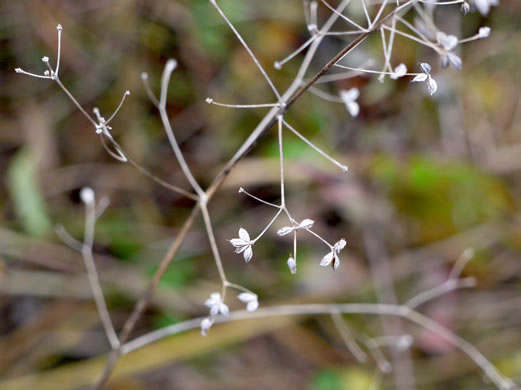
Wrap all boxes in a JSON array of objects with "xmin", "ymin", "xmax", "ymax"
[{"xmin": 1, "ymin": 0, "xmax": 521, "ymax": 389}]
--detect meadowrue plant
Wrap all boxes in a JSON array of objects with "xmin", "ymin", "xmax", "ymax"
[{"xmin": 13, "ymin": 1, "xmax": 517, "ymax": 389}]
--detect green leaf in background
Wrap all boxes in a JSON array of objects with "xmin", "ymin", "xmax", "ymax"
[
  {"xmin": 153, "ymin": 313, "xmax": 183, "ymax": 330},
  {"xmin": 96, "ymin": 218, "xmax": 146, "ymax": 262},
  {"xmin": 312, "ymin": 369, "xmax": 342, "ymax": 390},
  {"xmin": 497, "ymin": 351, "xmax": 521, "ymax": 380},
  {"xmin": 148, "ymin": 256, "xmax": 196, "ymax": 290},
  {"xmin": 7, "ymin": 150, "xmax": 52, "ymax": 237},
  {"xmin": 370, "ymin": 154, "xmax": 512, "ymax": 241},
  {"xmin": 191, "ymin": 0, "xmax": 234, "ymax": 58},
  {"xmin": 264, "ymin": 135, "xmax": 308, "ymax": 159},
  {"xmin": 312, "ymin": 367, "xmax": 374, "ymax": 390}
]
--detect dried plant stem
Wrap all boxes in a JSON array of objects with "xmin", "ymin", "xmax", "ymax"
[
  {"xmin": 208, "ymin": 0, "xmax": 281, "ymax": 101},
  {"xmin": 158, "ymin": 60, "xmax": 205, "ymax": 198},
  {"xmin": 55, "ymin": 75, "xmax": 196, "ymax": 200},
  {"xmin": 82, "ymin": 198, "xmax": 120, "ymax": 350},
  {"xmin": 331, "ymin": 311, "xmax": 368, "ymax": 363},
  {"xmin": 278, "ymin": 116, "xmax": 286, "ymax": 205},
  {"xmin": 92, "ymin": 1, "xmax": 367, "ymax": 385},
  {"xmin": 121, "ymin": 303, "xmax": 514, "ymax": 390},
  {"xmin": 282, "ymin": 119, "xmax": 348, "ymax": 172},
  {"xmin": 92, "ymin": 203, "xmax": 201, "ymax": 388},
  {"xmin": 405, "ymin": 277, "xmax": 476, "ymax": 309},
  {"xmin": 239, "ymin": 187, "xmax": 280, "ymax": 208},
  {"xmin": 200, "ymin": 202, "xmax": 228, "ymax": 286},
  {"xmin": 321, "ymin": 0, "xmax": 367, "ymax": 31},
  {"xmin": 13, "ymin": 2, "xmax": 509, "ymax": 389},
  {"xmin": 35, "ymin": 2, "xmax": 499, "ymax": 389}
]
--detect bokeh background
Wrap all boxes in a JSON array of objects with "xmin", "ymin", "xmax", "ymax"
[{"xmin": 1, "ymin": 0, "xmax": 521, "ymax": 389}]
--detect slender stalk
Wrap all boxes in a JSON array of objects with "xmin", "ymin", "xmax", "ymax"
[
  {"xmin": 200, "ymin": 201, "xmax": 228, "ymax": 285},
  {"xmin": 208, "ymin": 0, "xmax": 281, "ymax": 101},
  {"xmin": 381, "ymin": 25, "xmax": 439, "ymax": 51},
  {"xmin": 372, "ymin": 0, "xmax": 390, "ymax": 28},
  {"xmin": 275, "ymin": 35, "xmax": 317, "ymax": 70},
  {"xmin": 55, "ymin": 25, "xmax": 62, "ymax": 75},
  {"xmin": 331, "ymin": 311, "xmax": 368, "ymax": 362},
  {"xmin": 361, "ymin": 0, "xmax": 373, "ymax": 27},
  {"xmin": 91, "ymin": 203, "xmax": 201, "ymax": 389},
  {"xmin": 140, "ymin": 72, "xmax": 160, "ymax": 106},
  {"xmin": 81, "ymin": 193, "xmax": 119, "ymax": 350},
  {"xmin": 106, "ymin": 90, "xmax": 130, "ymax": 125},
  {"xmin": 158, "ymin": 60, "xmax": 205, "ymax": 197},
  {"xmin": 54, "ymin": 76, "xmax": 98, "ymax": 127},
  {"xmin": 324, "ymin": 30, "xmax": 363, "ymax": 36},
  {"xmin": 305, "ymin": 228, "xmax": 333, "ymax": 249},
  {"xmin": 282, "ymin": 119, "xmax": 348, "ymax": 172},
  {"xmin": 278, "ymin": 116, "xmax": 286, "ymax": 205},
  {"xmin": 363, "ymin": 334, "xmax": 392, "ymax": 373},
  {"xmin": 293, "ymin": 230, "xmax": 297, "ymax": 258},
  {"xmin": 307, "ymin": 85, "xmax": 345, "ymax": 102},
  {"xmin": 321, "ymin": 0, "xmax": 367, "ymax": 32},
  {"xmin": 252, "ymin": 208, "xmax": 284, "ymax": 242},
  {"xmin": 14, "ymin": 68, "xmax": 53, "ymax": 79},
  {"xmin": 335, "ymin": 63, "xmax": 418, "ymax": 76},
  {"xmin": 239, "ymin": 187, "xmax": 281, "ymax": 209},
  {"xmin": 120, "ymin": 303, "xmax": 514, "ymax": 390},
  {"xmin": 206, "ymin": 99, "xmax": 280, "ymax": 109},
  {"xmin": 405, "ymin": 277, "xmax": 476, "ymax": 309}
]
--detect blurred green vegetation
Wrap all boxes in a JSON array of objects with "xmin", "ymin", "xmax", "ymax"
[
  {"xmin": 0, "ymin": 0, "xmax": 520, "ymax": 389},
  {"xmin": 371, "ymin": 154, "xmax": 512, "ymax": 241}
]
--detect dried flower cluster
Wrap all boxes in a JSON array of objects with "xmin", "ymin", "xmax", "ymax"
[{"xmin": 12, "ymin": 2, "xmax": 516, "ymax": 390}]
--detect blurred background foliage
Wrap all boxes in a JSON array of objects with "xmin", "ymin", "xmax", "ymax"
[{"xmin": 0, "ymin": 0, "xmax": 521, "ymax": 389}]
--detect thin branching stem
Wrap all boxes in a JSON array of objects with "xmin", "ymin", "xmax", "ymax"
[
  {"xmin": 200, "ymin": 201, "xmax": 228, "ymax": 286},
  {"xmin": 239, "ymin": 187, "xmax": 281, "ymax": 209},
  {"xmin": 321, "ymin": 0, "xmax": 367, "ymax": 32},
  {"xmin": 206, "ymin": 99, "xmax": 280, "ymax": 109},
  {"xmin": 331, "ymin": 311, "xmax": 368, "ymax": 363},
  {"xmin": 106, "ymin": 90, "xmax": 130, "ymax": 125},
  {"xmin": 208, "ymin": 0, "xmax": 282, "ymax": 102},
  {"xmin": 282, "ymin": 119, "xmax": 348, "ymax": 172},
  {"xmin": 405, "ymin": 277, "xmax": 476, "ymax": 309},
  {"xmin": 120, "ymin": 302, "xmax": 514, "ymax": 390},
  {"xmin": 252, "ymin": 208, "xmax": 284, "ymax": 243},
  {"xmin": 81, "ymin": 197, "xmax": 120, "ymax": 350},
  {"xmin": 158, "ymin": 60, "xmax": 205, "ymax": 198},
  {"xmin": 278, "ymin": 116, "xmax": 286, "ymax": 206},
  {"xmin": 14, "ymin": 3, "xmax": 504, "ymax": 390}
]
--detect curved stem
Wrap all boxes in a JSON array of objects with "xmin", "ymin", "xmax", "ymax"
[
  {"xmin": 158, "ymin": 61, "xmax": 205, "ymax": 198},
  {"xmin": 121, "ymin": 303, "xmax": 514, "ymax": 390}
]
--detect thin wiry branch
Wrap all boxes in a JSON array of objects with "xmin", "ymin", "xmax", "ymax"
[
  {"xmin": 331, "ymin": 311, "xmax": 368, "ymax": 363},
  {"xmin": 120, "ymin": 302, "xmax": 514, "ymax": 390},
  {"xmin": 282, "ymin": 119, "xmax": 348, "ymax": 172},
  {"xmin": 158, "ymin": 60, "xmax": 205, "ymax": 198},
  {"xmin": 208, "ymin": 0, "xmax": 282, "ymax": 102},
  {"xmin": 56, "ymin": 189, "xmax": 119, "ymax": 350},
  {"xmin": 80, "ymin": 189, "xmax": 120, "ymax": 350}
]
